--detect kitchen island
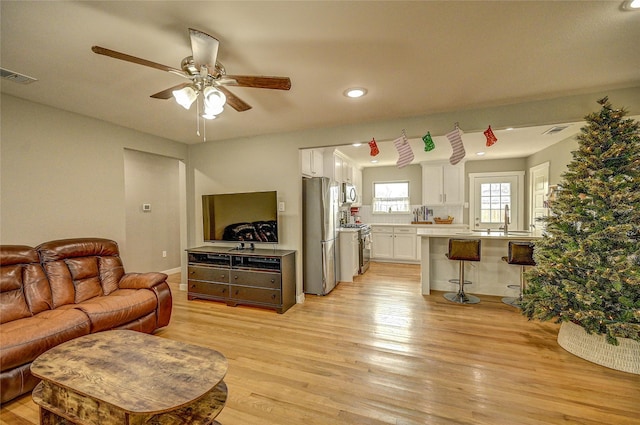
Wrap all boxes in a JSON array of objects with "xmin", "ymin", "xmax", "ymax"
[{"xmin": 418, "ymin": 229, "xmax": 542, "ymax": 297}]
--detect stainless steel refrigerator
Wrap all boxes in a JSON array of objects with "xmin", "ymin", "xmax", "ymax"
[{"xmin": 303, "ymin": 177, "xmax": 339, "ymax": 295}]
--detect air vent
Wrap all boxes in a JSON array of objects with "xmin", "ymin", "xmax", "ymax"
[
  {"xmin": 542, "ymin": 125, "xmax": 569, "ymax": 135},
  {"xmin": 0, "ymin": 68, "xmax": 38, "ymax": 84}
]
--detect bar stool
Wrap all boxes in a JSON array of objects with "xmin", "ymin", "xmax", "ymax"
[
  {"xmin": 444, "ymin": 238, "xmax": 481, "ymax": 304},
  {"xmin": 501, "ymin": 241, "xmax": 536, "ymax": 307}
]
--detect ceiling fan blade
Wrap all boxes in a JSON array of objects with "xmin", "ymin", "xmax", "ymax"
[
  {"xmin": 92, "ymin": 46, "xmax": 188, "ymax": 78},
  {"xmin": 216, "ymin": 86, "xmax": 252, "ymax": 112},
  {"xmin": 218, "ymin": 75, "xmax": 291, "ymax": 90},
  {"xmin": 189, "ymin": 28, "xmax": 219, "ymax": 68},
  {"xmin": 150, "ymin": 82, "xmax": 192, "ymax": 99}
]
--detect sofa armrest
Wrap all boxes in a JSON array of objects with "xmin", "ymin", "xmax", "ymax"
[{"xmin": 118, "ymin": 272, "xmax": 168, "ymax": 290}]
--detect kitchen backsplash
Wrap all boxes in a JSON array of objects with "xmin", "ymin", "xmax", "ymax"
[{"xmin": 354, "ymin": 205, "xmax": 464, "ymax": 225}]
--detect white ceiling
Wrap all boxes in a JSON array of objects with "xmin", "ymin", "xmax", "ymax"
[{"xmin": 2, "ymin": 1, "xmax": 640, "ymax": 167}]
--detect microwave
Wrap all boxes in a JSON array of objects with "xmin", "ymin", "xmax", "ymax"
[{"xmin": 342, "ymin": 183, "xmax": 358, "ymax": 204}]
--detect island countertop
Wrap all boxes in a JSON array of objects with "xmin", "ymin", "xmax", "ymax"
[
  {"xmin": 417, "ymin": 228, "xmax": 542, "ymax": 240},
  {"xmin": 419, "ymin": 231, "xmax": 542, "ymax": 297}
]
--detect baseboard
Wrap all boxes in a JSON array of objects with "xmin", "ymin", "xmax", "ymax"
[
  {"xmin": 296, "ymin": 293, "xmax": 305, "ymax": 303},
  {"xmin": 161, "ymin": 267, "xmax": 181, "ymax": 275},
  {"xmin": 179, "ymin": 283, "xmax": 188, "ymax": 292}
]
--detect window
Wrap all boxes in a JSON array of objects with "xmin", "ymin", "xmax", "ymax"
[
  {"xmin": 480, "ymin": 182, "xmax": 511, "ymax": 223},
  {"xmin": 373, "ymin": 181, "xmax": 410, "ymax": 213}
]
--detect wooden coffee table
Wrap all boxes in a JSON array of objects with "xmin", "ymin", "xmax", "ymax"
[{"xmin": 31, "ymin": 330, "xmax": 228, "ymax": 425}]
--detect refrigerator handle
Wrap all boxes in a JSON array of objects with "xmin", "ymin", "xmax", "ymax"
[{"xmin": 321, "ymin": 244, "xmax": 327, "ymax": 290}]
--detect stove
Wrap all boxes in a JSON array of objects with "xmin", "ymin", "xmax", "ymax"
[{"xmin": 341, "ymin": 223, "xmax": 369, "ymax": 229}]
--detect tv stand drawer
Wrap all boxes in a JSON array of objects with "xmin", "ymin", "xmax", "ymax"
[
  {"xmin": 229, "ymin": 286, "xmax": 281, "ymax": 305},
  {"xmin": 231, "ymin": 270, "xmax": 281, "ymax": 289},
  {"xmin": 188, "ymin": 266, "xmax": 230, "ymax": 284},
  {"xmin": 188, "ymin": 281, "xmax": 229, "ymax": 299}
]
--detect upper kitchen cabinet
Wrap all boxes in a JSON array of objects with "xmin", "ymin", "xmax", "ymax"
[
  {"xmin": 301, "ymin": 149, "xmax": 324, "ymax": 177},
  {"xmin": 323, "ymin": 151, "xmax": 343, "ymax": 183},
  {"xmin": 421, "ymin": 162, "xmax": 464, "ymax": 205}
]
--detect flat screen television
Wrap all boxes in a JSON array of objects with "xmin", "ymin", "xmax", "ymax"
[{"xmin": 202, "ymin": 190, "xmax": 278, "ymax": 245}]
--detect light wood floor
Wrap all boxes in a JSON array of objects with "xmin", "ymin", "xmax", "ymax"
[{"xmin": 2, "ymin": 262, "xmax": 639, "ymax": 424}]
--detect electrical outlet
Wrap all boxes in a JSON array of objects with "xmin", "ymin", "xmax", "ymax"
[
  {"xmin": 278, "ymin": 201, "xmax": 285, "ymax": 212},
  {"xmin": 162, "ymin": 251, "xmax": 167, "ymax": 258}
]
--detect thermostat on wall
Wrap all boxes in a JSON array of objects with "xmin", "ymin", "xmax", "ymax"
[{"xmin": 142, "ymin": 203, "xmax": 151, "ymax": 212}]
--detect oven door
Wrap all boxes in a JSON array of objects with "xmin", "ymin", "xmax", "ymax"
[{"xmin": 359, "ymin": 232, "xmax": 371, "ymax": 274}]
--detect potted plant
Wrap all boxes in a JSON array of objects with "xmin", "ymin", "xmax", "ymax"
[{"xmin": 521, "ymin": 97, "xmax": 640, "ymax": 374}]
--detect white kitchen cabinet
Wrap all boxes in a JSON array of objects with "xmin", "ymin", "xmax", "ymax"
[
  {"xmin": 392, "ymin": 227, "xmax": 417, "ymax": 260},
  {"xmin": 301, "ymin": 149, "xmax": 324, "ymax": 177},
  {"xmin": 342, "ymin": 160, "xmax": 353, "ymax": 183},
  {"xmin": 421, "ymin": 162, "xmax": 464, "ymax": 205},
  {"xmin": 371, "ymin": 226, "xmax": 417, "ymax": 262},
  {"xmin": 323, "ymin": 151, "xmax": 344, "ymax": 183},
  {"xmin": 371, "ymin": 226, "xmax": 394, "ymax": 260},
  {"xmin": 339, "ymin": 230, "xmax": 360, "ymax": 282}
]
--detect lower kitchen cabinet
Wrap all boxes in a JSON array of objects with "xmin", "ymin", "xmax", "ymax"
[
  {"xmin": 186, "ymin": 246, "xmax": 296, "ymax": 314},
  {"xmin": 339, "ymin": 230, "xmax": 359, "ymax": 282},
  {"xmin": 371, "ymin": 226, "xmax": 417, "ymax": 262}
]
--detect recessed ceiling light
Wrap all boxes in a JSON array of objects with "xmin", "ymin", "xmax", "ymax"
[
  {"xmin": 505, "ymin": 127, "xmax": 514, "ymax": 131},
  {"xmin": 344, "ymin": 88, "xmax": 367, "ymax": 98},
  {"xmin": 370, "ymin": 159, "xmax": 378, "ymax": 163},
  {"xmin": 476, "ymin": 152, "xmax": 486, "ymax": 156},
  {"xmin": 622, "ymin": 0, "xmax": 640, "ymax": 10},
  {"xmin": 352, "ymin": 142, "xmax": 362, "ymax": 147}
]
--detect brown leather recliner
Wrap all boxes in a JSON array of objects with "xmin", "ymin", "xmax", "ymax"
[{"xmin": 0, "ymin": 238, "xmax": 172, "ymax": 404}]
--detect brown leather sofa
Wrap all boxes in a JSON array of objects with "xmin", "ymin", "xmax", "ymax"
[{"xmin": 0, "ymin": 238, "xmax": 173, "ymax": 404}]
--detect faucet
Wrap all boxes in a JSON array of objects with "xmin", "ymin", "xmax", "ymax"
[{"xmin": 501, "ymin": 205, "xmax": 510, "ymax": 235}]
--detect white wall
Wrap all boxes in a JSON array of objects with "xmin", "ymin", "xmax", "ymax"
[
  {"xmin": 0, "ymin": 94, "xmax": 187, "ymax": 269},
  {"xmin": 124, "ymin": 149, "xmax": 182, "ymax": 273}
]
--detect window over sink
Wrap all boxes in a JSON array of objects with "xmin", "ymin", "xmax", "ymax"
[{"xmin": 372, "ymin": 181, "xmax": 410, "ymax": 214}]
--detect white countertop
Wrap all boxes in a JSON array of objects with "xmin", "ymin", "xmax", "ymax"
[
  {"xmin": 337, "ymin": 227, "xmax": 360, "ymax": 233},
  {"xmin": 417, "ymin": 228, "xmax": 542, "ymax": 239},
  {"xmin": 369, "ymin": 223, "xmax": 468, "ymax": 228}
]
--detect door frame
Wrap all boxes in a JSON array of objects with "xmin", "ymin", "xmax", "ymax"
[
  {"xmin": 468, "ymin": 171, "xmax": 525, "ymax": 231},
  {"xmin": 529, "ymin": 162, "xmax": 550, "ymax": 232}
]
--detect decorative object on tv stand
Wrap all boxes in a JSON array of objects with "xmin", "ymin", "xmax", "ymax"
[{"xmin": 521, "ymin": 97, "xmax": 640, "ymax": 374}]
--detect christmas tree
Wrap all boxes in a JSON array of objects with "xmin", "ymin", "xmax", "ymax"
[{"xmin": 521, "ymin": 97, "xmax": 640, "ymax": 345}]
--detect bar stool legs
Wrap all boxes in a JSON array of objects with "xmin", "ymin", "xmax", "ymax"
[
  {"xmin": 501, "ymin": 264, "xmax": 525, "ymax": 307},
  {"xmin": 501, "ymin": 241, "xmax": 535, "ymax": 308},
  {"xmin": 444, "ymin": 239, "xmax": 481, "ymax": 304}
]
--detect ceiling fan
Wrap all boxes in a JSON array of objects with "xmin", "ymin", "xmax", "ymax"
[{"xmin": 92, "ymin": 28, "xmax": 291, "ymax": 119}]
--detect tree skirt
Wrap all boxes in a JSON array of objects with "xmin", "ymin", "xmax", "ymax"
[{"xmin": 557, "ymin": 321, "xmax": 639, "ymax": 375}]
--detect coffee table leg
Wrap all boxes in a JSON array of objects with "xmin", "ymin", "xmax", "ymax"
[{"xmin": 40, "ymin": 406, "xmax": 71, "ymax": 425}]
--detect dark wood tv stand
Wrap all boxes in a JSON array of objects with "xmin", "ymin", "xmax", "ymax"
[{"xmin": 186, "ymin": 246, "xmax": 296, "ymax": 314}]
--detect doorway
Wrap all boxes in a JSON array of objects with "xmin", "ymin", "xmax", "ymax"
[
  {"xmin": 529, "ymin": 162, "xmax": 549, "ymax": 232},
  {"xmin": 468, "ymin": 171, "xmax": 525, "ymax": 231}
]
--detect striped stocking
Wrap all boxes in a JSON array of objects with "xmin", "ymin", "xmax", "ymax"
[
  {"xmin": 446, "ymin": 127, "xmax": 465, "ymax": 165},
  {"xmin": 394, "ymin": 135, "xmax": 414, "ymax": 168}
]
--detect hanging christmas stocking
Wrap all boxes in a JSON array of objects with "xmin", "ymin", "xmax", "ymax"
[
  {"xmin": 394, "ymin": 135, "xmax": 414, "ymax": 168},
  {"xmin": 446, "ymin": 126, "xmax": 465, "ymax": 165},
  {"xmin": 484, "ymin": 125, "xmax": 498, "ymax": 147},
  {"xmin": 369, "ymin": 138, "xmax": 379, "ymax": 156},
  {"xmin": 422, "ymin": 131, "xmax": 435, "ymax": 152}
]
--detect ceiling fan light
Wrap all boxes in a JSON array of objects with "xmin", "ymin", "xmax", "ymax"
[
  {"xmin": 172, "ymin": 86, "xmax": 197, "ymax": 109},
  {"xmin": 204, "ymin": 102, "xmax": 224, "ymax": 117},
  {"xmin": 203, "ymin": 86, "xmax": 226, "ymax": 110}
]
